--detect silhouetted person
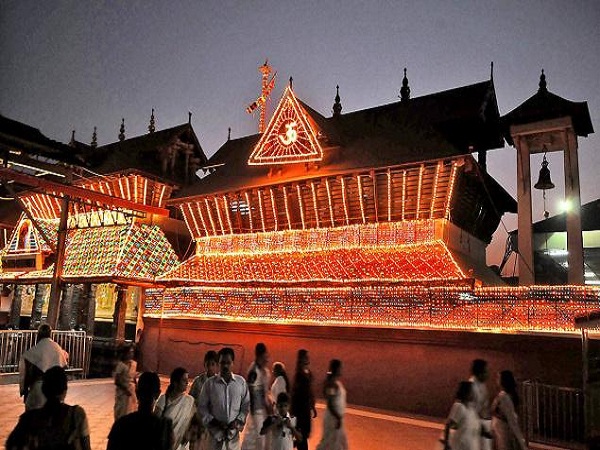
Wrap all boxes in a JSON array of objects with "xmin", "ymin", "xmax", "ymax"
[
  {"xmin": 7, "ymin": 366, "xmax": 91, "ymax": 450},
  {"xmin": 107, "ymin": 371, "xmax": 173, "ymax": 450},
  {"xmin": 290, "ymin": 349, "xmax": 316, "ymax": 450},
  {"xmin": 19, "ymin": 323, "xmax": 68, "ymax": 410}
]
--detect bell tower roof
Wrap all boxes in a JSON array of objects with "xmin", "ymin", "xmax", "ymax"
[{"xmin": 501, "ymin": 70, "xmax": 593, "ymax": 145}]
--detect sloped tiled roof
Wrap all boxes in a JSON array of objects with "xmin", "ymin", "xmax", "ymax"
[
  {"xmin": 0, "ymin": 223, "xmax": 179, "ymax": 283},
  {"xmin": 85, "ymin": 124, "xmax": 208, "ymax": 185},
  {"xmin": 175, "ymin": 79, "xmax": 502, "ymax": 199},
  {"xmin": 158, "ymin": 240, "xmax": 467, "ymax": 286},
  {"xmin": 502, "ymin": 86, "xmax": 593, "ymax": 145},
  {"xmin": 0, "ymin": 115, "xmax": 81, "ymax": 165}
]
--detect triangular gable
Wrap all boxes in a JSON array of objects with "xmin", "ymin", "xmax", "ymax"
[
  {"xmin": 5, "ymin": 216, "xmax": 46, "ymax": 254},
  {"xmin": 247, "ymin": 86, "xmax": 324, "ymax": 166}
]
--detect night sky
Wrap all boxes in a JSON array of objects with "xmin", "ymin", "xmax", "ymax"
[{"xmin": 1, "ymin": 1, "xmax": 599, "ymax": 270}]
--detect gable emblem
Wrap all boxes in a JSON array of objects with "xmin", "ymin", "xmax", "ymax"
[{"xmin": 248, "ymin": 86, "xmax": 324, "ymax": 166}]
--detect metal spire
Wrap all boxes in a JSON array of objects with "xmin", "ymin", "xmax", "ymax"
[
  {"xmin": 400, "ymin": 68, "xmax": 410, "ymax": 102},
  {"xmin": 333, "ymin": 85, "xmax": 342, "ymax": 117},
  {"xmin": 91, "ymin": 127, "xmax": 97, "ymax": 149},
  {"xmin": 148, "ymin": 108, "xmax": 156, "ymax": 133},
  {"xmin": 538, "ymin": 69, "xmax": 547, "ymax": 93},
  {"xmin": 118, "ymin": 118, "xmax": 125, "ymax": 141}
]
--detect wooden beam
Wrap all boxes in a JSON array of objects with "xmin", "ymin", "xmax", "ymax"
[{"xmin": 0, "ymin": 167, "xmax": 169, "ymax": 217}]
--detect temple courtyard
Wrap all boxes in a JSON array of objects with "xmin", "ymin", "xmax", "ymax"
[{"xmin": 0, "ymin": 377, "xmax": 568, "ymax": 450}]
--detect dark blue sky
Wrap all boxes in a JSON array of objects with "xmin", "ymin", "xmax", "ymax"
[{"xmin": 1, "ymin": 1, "xmax": 599, "ymax": 269}]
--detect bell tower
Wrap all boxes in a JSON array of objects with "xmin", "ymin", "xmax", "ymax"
[{"xmin": 502, "ymin": 70, "xmax": 594, "ymax": 285}]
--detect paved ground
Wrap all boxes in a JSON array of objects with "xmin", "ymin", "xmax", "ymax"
[
  {"xmin": 0, "ymin": 378, "xmax": 568, "ymax": 450},
  {"xmin": 0, "ymin": 378, "xmax": 446, "ymax": 450}
]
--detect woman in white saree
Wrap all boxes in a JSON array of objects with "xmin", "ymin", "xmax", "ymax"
[
  {"xmin": 316, "ymin": 359, "xmax": 348, "ymax": 450},
  {"xmin": 155, "ymin": 367, "xmax": 197, "ymax": 450}
]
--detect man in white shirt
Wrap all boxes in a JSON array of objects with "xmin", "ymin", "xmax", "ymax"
[
  {"xmin": 469, "ymin": 358, "xmax": 492, "ymax": 450},
  {"xmin": 19, "ymin": 323, "xmax": 68, "ymax": 410},
  {"xmin": 199, "ymin": 347, "xmax": 250, "ymax": 450}
]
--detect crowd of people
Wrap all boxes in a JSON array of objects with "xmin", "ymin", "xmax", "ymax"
[{"xmin": 6, "ymin": 324, "xmax": 530, "ymax": 450}]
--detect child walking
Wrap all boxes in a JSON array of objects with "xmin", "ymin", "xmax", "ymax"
[{"xmin": 260, "ymin": 392, "xmax": 302, "ymax": 450}]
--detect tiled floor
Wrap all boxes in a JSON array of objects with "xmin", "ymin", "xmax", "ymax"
[{"xmin": 0, "ymin": 378, "xmax": 447, "ymax": 450}]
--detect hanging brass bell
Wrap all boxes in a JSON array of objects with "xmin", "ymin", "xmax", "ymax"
[{"xmin": 534, "ymin": 154, "xmax": 555, "ymax": 190}]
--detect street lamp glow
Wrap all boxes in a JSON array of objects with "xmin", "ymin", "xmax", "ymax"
[{"xmin": 558, "ymin": 199, "xmax": 571, "ymax": 213}]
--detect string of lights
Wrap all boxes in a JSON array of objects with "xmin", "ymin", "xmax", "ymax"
[{"xmin": 145, "ymin": 285, "xmax": 600, "ymax": 333}]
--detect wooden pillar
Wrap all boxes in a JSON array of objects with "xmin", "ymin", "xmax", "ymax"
[
  {"xmin": 515, "ymin": 136, "xmax": 535, "ymax": 285},
  {"xmin": 80, "ymin": 283, "xmax": 97, "ymax": 335},
  {"xmin": 112, "ymin": 285, "xmax": 127, "ymax": 342},
  {"xmin": 564, "ymin": 129, "xmax": 585, "ymax": 285},
  {"xmin": 47, "ymin": 195, "xmax": 70, "ymax": 328},
  {"xmin": 30, "ymin": 283, "xmax": 48, "ymax": 329},
  {"xmin": 69, "ymin": 284, "xmax": 83, "ymax": 329},
  {"xmin": 8, "ymin": 284, "xmax": 22, "ymax": 329},
  {"xmin": 58, "ymin": 284, "xmax": 73, "ymax": 330}
]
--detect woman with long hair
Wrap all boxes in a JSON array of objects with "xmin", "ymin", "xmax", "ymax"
[
  {"xmin": 155, "ymin": 367, "xmax": 196, "ymax": 450},
  {"xmin": 290, "ymin": 350, "xmax": 317, "ymax": 450},
  {"xmin": 316, "ymin": 359, "xmax": 348, "ymax": 450},
  {"xmin": 491, "ymin": 370, "xmax": 528, "ymax": 450}
]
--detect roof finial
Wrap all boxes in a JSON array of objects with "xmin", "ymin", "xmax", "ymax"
[
  {"xmin": 289, "ymin": 76, "xmax": 293, "ymax": 90},
  {"xmin": 188, "ymin": 111, "xmax": 192, "ymax": 124},
  {"xmin": 490, "ymin": 61, "xmax": 494, "ymax": 81},
  {"xmin": 400, "ymin": 67, "xmax": 410, "ymax": 102},
  {"xmin": 228, "ymin": 127, "xmax": 231, "ymax": 141},
  {"xmin": 332, "ymin": 85, "xmax": 342, "ymax": 117},
  {"xmin": 118, "ymin": 118, "xmax": 125, "ymax": 141},
  {"xmin": 538, "ymin": 69, "xmax": 547, "ymax": 93},
  {"xmin": 69, "ymin": 130, "xmax": 76, "ymax": 146},
  {"xmin": 90, "ymin": 127, "xmax": 97, "ymax": 149},
  {"xmin": 148, "ymin": 108, "xmax": 156, "ymax": 133}
]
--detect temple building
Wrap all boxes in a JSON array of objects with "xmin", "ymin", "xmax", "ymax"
[
  {"xmin": 1, "ymin": 69, "xmax": 598, "ymax": 423},
  {"xmin": 0, "ymin": 113, "xmax": 207, "ymax": 349},
  {"xmin": 136, "ymin": 69, "xmax": 598, "ymax": 421}
]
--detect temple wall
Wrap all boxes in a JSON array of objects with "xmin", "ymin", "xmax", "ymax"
[{"xmin": 140, "ymin": 317, "xmax": 590, "ymax": 418}]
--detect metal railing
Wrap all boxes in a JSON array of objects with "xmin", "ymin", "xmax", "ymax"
[
  {"xmin": 0, "ymin": 330, "xmax": 92, "ymax": 378},
  {"xmin": 521, "ymin": 380, "xmax": 585, "ymax": 446}
]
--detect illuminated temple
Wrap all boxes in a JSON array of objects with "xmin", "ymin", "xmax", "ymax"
[
  {"xmin": 0, "ymin": 69, "xmax": 598, "ymax": 419},
  {"xmin": 146, "ymin": 76, "xmax": 598, "ymax": 333}
]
